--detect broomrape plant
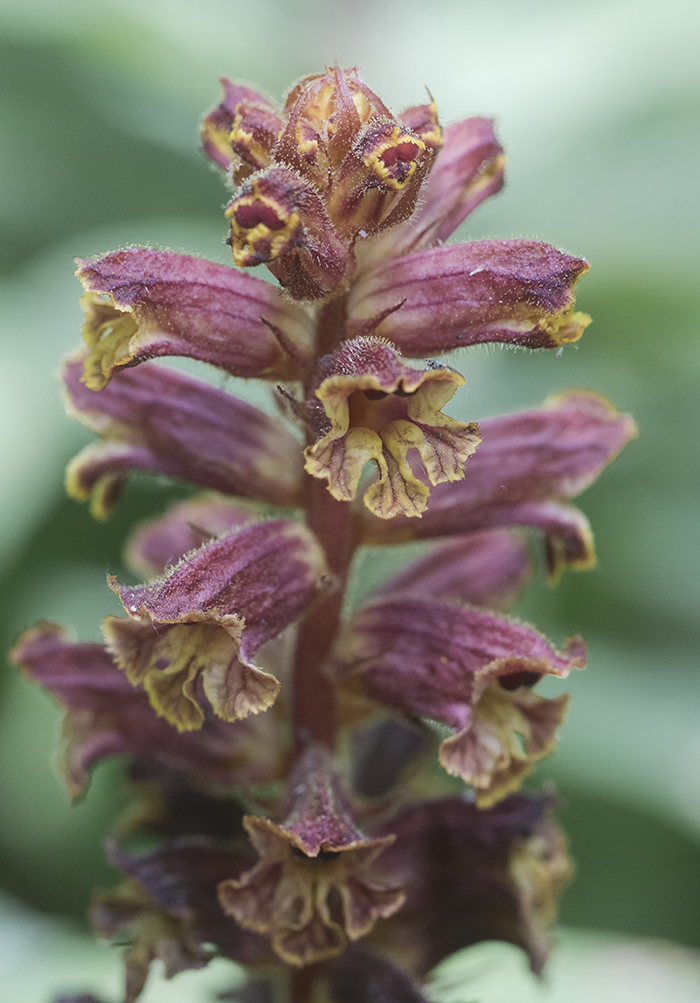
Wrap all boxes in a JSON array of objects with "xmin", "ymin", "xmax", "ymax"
[{"xmin": 11, "ymin": 65, "xmax": 636, "ymax": 1003}]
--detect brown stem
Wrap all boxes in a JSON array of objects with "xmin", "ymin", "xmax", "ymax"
[
  {"xmin": 290, "ymin": 964, "xmax": 320, "ymax": 1003},
  {"xmin": 292, "ymin": 472, "xmax": 358, "ymax": 752}
]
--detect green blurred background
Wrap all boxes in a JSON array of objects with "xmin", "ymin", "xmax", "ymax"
[{"xmin": 1, "ymin": 0, "xmax": 699, "ymax": 999}]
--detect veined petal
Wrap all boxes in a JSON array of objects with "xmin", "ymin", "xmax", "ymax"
[
  {"xmin": 374, "ymin": 530, "xmax": 531, "ymax": 610},
  {"xmin": 125, "ymin": 496, "xmax": 259, "ymax": 579},
  {"xmin": 330, "ymin": 598, "xmax": 585, "ymax": 805},
  {"xmin": 218, "ymin": 747, "xmax": 404, "ymax": 966},
  {"xmin": 76, "ymin": 248, "xmax": 312, "ymax": 389},
  {"xmin": 9, "ymin": 624, "xmax": 279, "ymax": 797},
  {"xmin": 440, "ymin": 683, "xmax": 570, "ymax": 808},
  {"xmin": 358, "ymin": 116, "xmax": 504, "ymax": 264},
  {"xmin": 361, "ymin": 390, "xmax": 638, "ymax": 578},
  {"xmin": 348, "ymin": 239, "xmax": 591, "ymax": 354},
  {"xmin": 376, "ymin": 793, "xmax": 572, "ymax": 977},
  {"xmin": 63, "ymin": 357, "xmax": 304, "ymax": 517},
  {"xmin": 106, "ymin": 521, "xmax": 328, "ymax": 730},
  {"xmin": 304, "ymin": 337, "xmax": 480, "ymax": 519}
]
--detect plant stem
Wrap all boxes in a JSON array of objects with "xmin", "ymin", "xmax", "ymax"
[
  {"xmin": 291, "ymin": 472, "xmax": 357, "ymax": 752},
  {"xmin": 290, "ymin": 964, "xmax": 319, "ymax": 1003}
]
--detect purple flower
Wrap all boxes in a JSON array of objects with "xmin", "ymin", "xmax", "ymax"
[
  {"xmin": 105, "ymin": 519, "xmax": 329, "ymax": 730},
  {"xmin": 218, "ymin": 747, "xmax": 405, "ymax": 966}
]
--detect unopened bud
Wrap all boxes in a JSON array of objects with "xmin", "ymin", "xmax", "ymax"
[
  {"xmin": 226, "ymin": 168, "xmax": 348, "ymax": 300},
  {"xmin": 328, "ymin": 121, "xmax": 434, "ymax": 236},
  {"xmin": 400, "ymin": 97, "xmax": 444, "ymax": 153},
  {"xmin": 228, "ymin": 100, "xmax": 284, "ymax": 183}
]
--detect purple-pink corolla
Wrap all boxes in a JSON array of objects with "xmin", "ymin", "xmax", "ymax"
[{"xmin": 11, "ymin": 66, "xmax": 636, "ymax": 1003}]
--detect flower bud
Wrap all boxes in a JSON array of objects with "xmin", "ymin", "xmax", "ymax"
[
  {"xmin": 228, "ymin": 98, "xmax": 284, "ymax": 183},
  {"xmin": 277, "ymin": 65, "xmax": 392, "ymax": 181},
  {"xmin": 201, "ymin": 78, "xmax": 283, "ymax": 181},
  {"xmin": 327, "ymin": 121, "xmax": 435, "ymax": 236},
  {"xmin": 399, "ymin": 96, "xmax": 443, "ymax": 153},
  {"xmin": 226, "ymin": 168, "xmax": 347, "ymax": 300}
]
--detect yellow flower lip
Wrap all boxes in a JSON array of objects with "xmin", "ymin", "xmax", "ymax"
[
  {"xmin": 365, "ymin": 128, "xmax": 427, "ymax": 191},
  {"xmin": 226, "ymin": 193, "xmax": 301, "ymax": 266},
  {"xmin": 304, "ymin": 337, "xmax": 480, "ymax": 519}
]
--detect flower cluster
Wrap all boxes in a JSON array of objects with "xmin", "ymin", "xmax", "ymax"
[{"xmin": 12, "ymin": 66, "xmax": 636, "ymax": 1003}]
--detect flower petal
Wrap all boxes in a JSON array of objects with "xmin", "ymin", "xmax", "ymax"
[
  {"xmin": 358, "ymin": 116, "xmax": 504, "ymax": 263},
  {"xmin": 218, "ymin": 747, "xmax": 404, "ymax": 966},
  {"xmin": 439, "ymin": 682, "xmax": 571, "ymax": 807},
  {"xmin": 373, "ymin": 530, "xmax": 531, "ymax": 610},
  {"xmin": 348, "ymin": 239, "xmax": 591, "ymax": 354},
  {"xmin": 9, "ymin": 623, "xmax": 273, "ymax": 797},
  {"xmin": 330, "ymin": 598, "xmax": 585, "ymax": 804},
  {"xmin": 63, "ymin": 357, "xmax": 303, "ymax": 517},
  {"xmin": 362, "ymin": 390, "xmax": 638, "ymax": 578},
  {"xmin": 376, "ymin": 793, "xmax": 572, "ymax": 977},
  {"xmin": 125, "ymin": 496, "xmax": 258, "ymax": 579},
  {"xmin": 304, "ymin": 337, "xmax": 480, "ymax": 519},
  {"xmin": 106, "ymin": 521, "xmax": 328, "ymax": 730},
  {"xmin": 76, "ymin": 248, "xmax": 312, "ymax": 389}
]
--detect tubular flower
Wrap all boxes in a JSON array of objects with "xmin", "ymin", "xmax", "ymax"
[
  {"xmin": 304, "ymin": 337, "xmax": 481, "ymax": 518},
  {"xmin": 10, "ymin": 623, "xmax": 284, "ymax": 797},
  {"xmin": 218, "ymin": 747, "xmax": 405, "ymax": 966},
  {"xmin": 76, "ymin": 248, "xmax": 313, "ymax": 390},
  {"xmin": 104, "ymin": 520, "xmax": 329, "ymax": 731},
  {"xmin": 330, "ymin": 598, "xmax": 586, "ymax": 807},
  {"xmin": 11, "ymin": 64, "xmax": 637, "ymax": 1003},
  {"xmin": 373, "ymin": 793, "xmax": 572, "ymax": 978}
]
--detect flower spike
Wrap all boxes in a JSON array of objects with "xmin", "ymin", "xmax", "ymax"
[{"xmin": 19, "ymin": 64, "xmax": 634, "ymax": 1002}]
